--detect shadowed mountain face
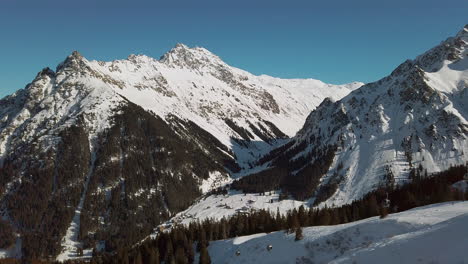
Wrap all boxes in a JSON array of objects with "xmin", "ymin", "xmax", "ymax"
[
  {"xmin": 235, "ymin": 25, "xmax": 468, "ymax": 206},
  {"xmin": 0, "ymin": 45, "xmax": 360, "ymax": 259}
]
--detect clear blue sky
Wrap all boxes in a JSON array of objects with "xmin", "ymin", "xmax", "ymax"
[{"xmin": 0, "ymin": 0, "xmax": 466, "ymax": 98}]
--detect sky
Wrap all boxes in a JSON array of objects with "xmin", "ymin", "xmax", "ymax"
[{"xmin": 0, "ymin": 0, "xmax": 467, "ymax": 98}]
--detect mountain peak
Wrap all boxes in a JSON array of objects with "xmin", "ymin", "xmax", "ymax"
[
  {"xmin": 71, "ymin": 50, "xmax": 83, "ymax": 58},
  {"xmin": 174, "ymin": 42, "xmax": 189, "ymax": 49},
  {"xmin": 35, "ymin": 67, "xmax": 55, "ymax": 79},
  {"xmin": 56, "ymin": 50, "xmax": 88, "ymax": 72},
  {"xmin": 410, "ymin": 27, "xmax": 467, "ymax": 73},
  {"xmin": 457, "ymin": 24, "xmax": 468, "ymax": 37},
  {"xmin": 159, "ymin": 43, "xmax": 224, "ymax": 69}
]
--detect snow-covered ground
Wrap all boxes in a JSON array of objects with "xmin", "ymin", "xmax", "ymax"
[
  {"xmin": 198, "ymin": 201, "xmax": 468, "ymax": 264},
  {"xmin": 159, "ymin": 190, "xmax": 310, "ymax": 229}
]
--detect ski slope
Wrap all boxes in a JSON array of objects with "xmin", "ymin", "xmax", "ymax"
[{"xmin": 198, "ymin": 201, "xmax": 468, "ymax": 264}]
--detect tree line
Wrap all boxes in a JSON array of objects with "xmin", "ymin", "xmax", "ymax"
[
  {"xmin": 86, "ymin": 164, "xmax": 467, "ymax": 264},
  {"xmin": 1, "ymin": 164, "xmax": 465, "ymax": 264}
]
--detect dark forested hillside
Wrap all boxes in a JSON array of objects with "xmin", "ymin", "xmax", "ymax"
[
  {"xmin": 0, "ymin": 101, "xmax": 240, "ymax": 261},
  {"xmin": 79, "ymin": 102, "xmax": 236, "ymax": 253},
  {"xmin": 232, "ymin": 144, "xmax": 338, "ymax": 201}
]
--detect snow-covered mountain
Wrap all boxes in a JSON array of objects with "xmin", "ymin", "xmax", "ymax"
[
  {"xmin": 200, "ymin": 201, "xmax": 468, "ymax": 264},
  {"xmin": 0, "ymin": 44, "xmax": 360, "ymax": 259},
  {"xmin": 86, "ymin": 44, "xmax": 362, "ymax": 168},
  {"xmin": 246, "ymin": 25, "xmax": 468, "ymax": 206}
]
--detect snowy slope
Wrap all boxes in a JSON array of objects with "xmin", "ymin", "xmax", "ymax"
[
  {"xmin": 162, "ymin": 190, "xmax": 309, "ymax": 228},
  {"xmin": 251, "ymin": 25, "xmax": 468, "ymax": 207},
  {"xmin": 0, "ymin": 46, "xmax": 361, "ymax": 171},
  {"xmin": 200, "ymin": 201, "xmax": 468, "ymax": 264},
  {"xmin": 85, "ymin": 44, "xmax": 362, "ymax": 167},
  {"xmin": 0, "ymin": 44, "xmax": 360, "ymax": 260}
]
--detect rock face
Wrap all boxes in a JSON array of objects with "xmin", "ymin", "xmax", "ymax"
[
  {"xmin": 0, "ymin": 44, "xmax": 360, "ymax": 259},
  {"xmin": 238, "ymin": 25, "xmax": 468, "ymax": 206}
]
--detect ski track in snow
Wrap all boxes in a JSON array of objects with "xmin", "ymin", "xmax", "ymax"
[{"xmin": 56, "ymin": 153, "xmax": 96, "ymax": 262}]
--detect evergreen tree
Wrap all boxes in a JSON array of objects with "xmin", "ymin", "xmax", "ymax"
[
  {"xmin": 122, "ymin": 250, "xmax": 130, "ymax": 264},
  {"xmin": 165, "ymin": 238, "xmax": 174, "ymax": 263},
  {"xmin": 275, "ymin": 208, "xmax": 284, "ymax": 230},
  {"xmin": 197, "ymin": 227, "xmax": 206, "ymax": 252},
  {"xmin": 289, "ymin": 210, "xmax": 300, "ymax": 234},
  {"xmin": 220, "ymin": 220, "xmax": 227, "ymax": 239},
  {"xmin": 380, "ymin": 206, "xmax": 389, "ymax": 219},
  {"xmin": 134, "ymin": 251, "xmax": 143, "ymax": 264},
  {"xmin": 149, "ymin": 248, "xmax": 160, "ymax": 264},
  {"xmin": 187, "ymin": 239, "xmax": 195, "ymax": 263},
  {"xmin": 367, "ymin": 195, "xmax": 379, "ymax": 217},
  {"xmin": 298, "ymin": 205, "xmax": 307, "ymax": 226},
  {"xmin": 295, "ymin": 226, "xmax": 304, "ymax": 241},
  {"xmin": 319, "ymin": 209, "xmax": 331, "ymax": 225},
  {"xmin": 174, "ymin": 246, "xmax": 188, "ymax": 264},
  {"xmin": 199, "ymin": 245, "xmax": 211, "ymax": 264}
]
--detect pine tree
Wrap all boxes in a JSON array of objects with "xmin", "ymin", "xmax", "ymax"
[
  {"xmin": 199, "ymin": 245, "xmax": 211, "ymax": 264},
  {"xmin": 149, "ymin": 248, "xmax": 160, "ymax": 264},
  {"xmin": 298, "ymin": 205, "xmax": 307, "ymax": 226},
  {"xmin": 165, "ymin": 238, "xmax": 174, "ymax": 263},
  {"xmin": 380, "ymin": 206, "xmax": 389, "ymax": 219},
  {"xmin": 220, "ymin": 220, "xmax": 227, "ymax": 239},
  {"xmin": 295, "ymin": 226, "xmax": 304, "ymax": 241},
  {"xmin": 275, "ymin": 208, "xmax": 283, "ymax": 230},
  {"xmin": 367, "ymin": 195, "xmax": 379, "ymax": 217},
  {"xmin": 135, "ymin": 251, "xmax": 143, "ymax": 264},
  {"xmin": 187, "ymin": 239, "xmax": 195, "ymax": 263},
  {"xmin": 122, "ymin": 249, "xmax": 130, "ymax": 264},
  {"xmin": 174, "ymin": 246, "xmax": 188, "ymax": 264},
  {"xmin": 197, "ymin": 227, "xmax": 208, "ymax": 252},
  {"xmin": 319, "ymin": 209, "xmax": 331, "ymax": 225},
  {"xmin": 289, "ymin": 209, "xmax": 299, "ymax": 234}
]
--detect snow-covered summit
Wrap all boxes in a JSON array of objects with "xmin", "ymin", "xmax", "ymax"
[
  {"xmin": 159, "ymin": 43, "xmax": 226, "ymax": 69},
  {"xmin": 51, "ymin": 44, "xmax": 360, "ymax": 166},
  {"xmin": 253, "ymin": 25, "xmax": 468, "ymax": 206},
  {"xmin": 0, "ymin": 43, "xmax": 362, "ymax": 176},
  {"xmin": 414, "ymin": 24, "xmax": 467, "ymax": 74}
]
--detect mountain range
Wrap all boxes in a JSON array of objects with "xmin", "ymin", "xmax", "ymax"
[
  {"xmin": 0, "ymin": 42, "xmax": 360, "ymax": 259},
  {"xmin": 0, "ymin": 24, "xmax": 466, "ymax": 261},
  {"xmin": 233, "ymin": 24, "xmax": 468, "ymax": 206}
]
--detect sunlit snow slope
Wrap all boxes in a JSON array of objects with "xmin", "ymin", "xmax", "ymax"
[
  {"xmin": 200, "ymin": 201, "xmax": 468, "ymax": 264},
  {"xmin": 86, "ymin": 44, "xmax": 362, "ymax": 168},
  {"xmin": 252, "ymin": 25, "xmax": 468, "ymax": 207}
]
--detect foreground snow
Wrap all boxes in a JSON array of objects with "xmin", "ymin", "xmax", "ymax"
[{"xmin": 198, "ymin": 201, "xmax": 468, "ymax": 264}]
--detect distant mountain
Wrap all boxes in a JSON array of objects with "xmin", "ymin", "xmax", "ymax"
[
  {"xmin": 236, "ymin": 25, "xmax": 468, "ymax": 206},
  {"xmin": 0, "ymin": 44, "xmax": 360, "ymax": 260}
]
